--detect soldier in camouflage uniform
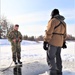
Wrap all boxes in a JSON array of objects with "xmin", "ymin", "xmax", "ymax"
[{"xmin": 7, "ymin": 24, "xmax": 22, "ymax": 64}]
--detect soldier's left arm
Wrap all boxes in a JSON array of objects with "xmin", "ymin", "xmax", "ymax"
[{"xmin": 18, "ymin": 31, "xmax": 22, "ymax": 42}]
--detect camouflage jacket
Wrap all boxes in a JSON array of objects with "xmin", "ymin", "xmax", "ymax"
[{"xmin": 7, "ymin": 30, "xmax": 22, "ymax": 43}]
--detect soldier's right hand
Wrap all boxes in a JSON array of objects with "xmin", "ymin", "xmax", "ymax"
[{"xmin": 13, "ymin": 39, "xmax": 16, "ymax": 43}]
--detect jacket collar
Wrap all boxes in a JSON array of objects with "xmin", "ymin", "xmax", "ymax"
[{"xmin": 54, "ymin": 15, "xmax": 65, "ymax": 21}]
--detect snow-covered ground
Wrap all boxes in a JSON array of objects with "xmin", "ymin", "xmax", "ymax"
[{"xmin": 0, "ymin": 39, "xmax": 75, "ymax": 75}]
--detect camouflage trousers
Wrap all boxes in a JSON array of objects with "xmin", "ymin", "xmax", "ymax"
[{"xmin": 11, "ymin": 43, "xmax": 21, "ymax": 62}]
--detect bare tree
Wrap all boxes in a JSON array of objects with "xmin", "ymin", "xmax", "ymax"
[{"xmin": 0, "ymin": 16, "xmax": 14, "ymax": 38}]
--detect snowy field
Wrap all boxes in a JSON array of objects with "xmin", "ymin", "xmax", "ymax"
[{"xmin": 0, "ymin": 39, "xmax": 75, "ymax": 75}]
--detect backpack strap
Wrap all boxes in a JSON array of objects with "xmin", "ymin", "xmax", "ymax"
[
  {"xmin": 54, "ymin": 22, "xmax": 62, "ymax": 29},
  {"xmin": 53, "ymin": 33, "xmax": 64, "ymax": 35},
  {"xmin": 53, "ymin": 20, "xmax": 65, "ymax": 35}
]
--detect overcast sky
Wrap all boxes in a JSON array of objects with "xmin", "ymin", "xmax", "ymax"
[{"xmin": 1, "ymin": 0, "xmax": 75, "ymax": 36}]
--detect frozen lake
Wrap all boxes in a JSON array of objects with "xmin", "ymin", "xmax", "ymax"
[{"xmin": 0, "ymin": 39, "xmax": 75, "ymax": 75}]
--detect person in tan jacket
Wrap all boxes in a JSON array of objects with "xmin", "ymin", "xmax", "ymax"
[{"xmin": 44, "ymin": 9, "xmax": 67, "ymax": 75}]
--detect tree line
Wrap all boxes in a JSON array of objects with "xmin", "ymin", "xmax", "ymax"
[
  {"xmin": 23, "ymin": 35, "xmax": 75, "ymax": 41},
  {"xmin": 23, "ymin": 35, "xmax": 43, "ymax": 41},
  {"xmin": 67, "ymin": 35, "xmax": 75, "ymax": 41}
]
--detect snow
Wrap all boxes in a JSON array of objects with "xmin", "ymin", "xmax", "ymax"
[{"xmin": 0, "ymin": 39, "xmax": 75, "ymax": 75}]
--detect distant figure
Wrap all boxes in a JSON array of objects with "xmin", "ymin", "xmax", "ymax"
[
  {"xmin": 44, "ymin": 9, "xmax": 67, "ymax": 75},
  {"xmin": 7, "ymin": 24, "xmax": 22, "ymax": 65}
]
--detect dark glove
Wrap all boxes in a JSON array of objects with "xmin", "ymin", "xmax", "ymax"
[
  {"xmin": 62, "ymin": 41, "xmax": 67, "ymax": 49},
  {"xmin": 43, "ymin": 41, "xmax": 49, "ymax": 50}
]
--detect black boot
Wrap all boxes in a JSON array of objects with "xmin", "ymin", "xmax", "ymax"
[
  {"xmin": 57, "ymin": 70, "xmax": 62, "ymax": 75},
  {"xmin": 13, "ymin": 61, "xmax": 17, "ymax": 65},
  {"xmin": 50, "ymin": 72, "xmax": 57, "ymax": 75},
  {"xmin": 49, "ymin": 71, "xmax": 57, "ymax": 75},
  {"xmin": 14, "ymin": 62, "xmax": 18, "ymax": 65},
  {"xmin": 18, "ymin": 59, "xmax": 22, "ymax": 64},
  {"xmin": 13, "ymin": 59, "xmax": 17, "ymax": 65}
]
